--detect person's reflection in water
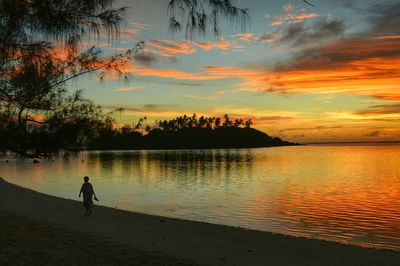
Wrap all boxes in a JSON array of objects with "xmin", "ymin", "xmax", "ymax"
[{"xmin": 79, "ymin": 176, "xmax": 98, "ymax": 216}]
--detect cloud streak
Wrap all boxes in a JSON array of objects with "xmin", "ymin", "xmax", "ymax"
[
  {"xmin": 115, "ymin": 86, "xmax": 144, "ymax": 92},
  {"xmin": 279, "ymin": 18, "xmax": 345, "ymax": 47},
  {"xmin": 271, "ymin": 13, "xmax": 319, "ymax": 26},
  {"xmin": 271, "ymin": 36, "xmax": 400, "ymax": 100},
  {"xmin": 144, "ymin": 39, "xmax": 238, "ymax": 58},
  {"xmin": 271, "ymin": 4, "xmax": 319, "ymax": 26},
  {"xmin": 357, "ymin": 104, "xmax": 400, "ymax": 116}
]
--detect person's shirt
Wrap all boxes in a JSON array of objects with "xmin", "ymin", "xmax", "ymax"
[{"xmin": 81, "ymin": 182, "xmax": 94, "ymax": 198}]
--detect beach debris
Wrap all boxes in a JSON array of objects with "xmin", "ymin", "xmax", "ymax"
[{"xmin": 33, "ymin": 159, "xmax": 40, "ymax": 164}]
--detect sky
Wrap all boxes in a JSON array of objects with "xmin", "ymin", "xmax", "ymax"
[{"xmin": 69, "ymin": 0, "xmax": 400, "ymax": 143}]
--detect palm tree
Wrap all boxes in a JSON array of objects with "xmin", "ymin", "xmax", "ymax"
[
  {"xmin": 245, "ymin": 119, "xmax": 253, "ymax": 128},
  {"xmin": 206, "ymin": 117, "xmax": 214, "ymax": 129},
  {"xmin": 223, "ymin": 114, "xmax": 233, "ymax": 127},
  {"xmin": 234, "ymin": 118, "xmax": 244, "ymax": 128},
  {"xmin": 199, "ymin": 116, "xmax": 207, "ymax": 128},
  {"xmin": 1, "ymin": 0, "xmax": 250, "ymax": 156},
  {"xmin": 215, "ymin": 117, "xmax": 221, "ymax": 128}
]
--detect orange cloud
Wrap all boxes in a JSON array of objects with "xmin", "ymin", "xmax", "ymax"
[
  {"xmin": 118, "ymin": 36, "xmax": 400, "ymax": 102},
  {"xmin": 377, "ymin": 35, "xmax": 400, "ymax": 40},
  {"xmin": 231, "ymin": 33, "xmax": 254, "ymax": 43},
  {"xmin": 145, "ymin": 40, "xmax": 196, "ymax": 57},
  {"xmin": 120, "ymin": 63, "xmax": 223, "ymax": 81},
  {"xmin": 198, "ymin": 36, "xmax": 400, "ymax": 102},
  {"xmin": 144, "ymin": 39, "xmax": 237, "ymax": 57},
  {"xmin": 118, "ymin": 27, "xmax": 140, "ymax": 38},
  {"xmin": 193, "ymin": 40, "xmax": 233, "ymax": 51},
  {"xmin": 268, "ymin": 35, "xmax": 400, "ymax": 100},
  {"xmin": 50, "ymin": 47, "xmax": 72, "ymax": 61},
  {"xmin": 115, "ymin": 86, "xmax": 144, "ymax": 91},
  {"xmin": 270, "ymin": 3, "xmax": 319, "ymax": 26},
  {"xmin": 272, "ymin": 13, "xmax": 319, "ymax": 26},
  {"xmin": 269, "ymin": 57, "xmax": 400, "ymax": 97},
  {"xmin": 202, "ymin": 66, "xmax": 271, "ymax": 92},
  {"xmin": 231, "ymin": 32, "xmax": 279, "ymax": 44},
  {"xmin": 271, "ymin": 21, "xmax": 285, "ymax": 26}
]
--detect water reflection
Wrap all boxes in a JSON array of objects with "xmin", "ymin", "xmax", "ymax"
[
  {"xmin": 84, "ymin": 150, "xmax": 255, "ymax": 186},
  {"xmin": 1, "ymin": 146, "xmax": 400, "ymax": 250}
]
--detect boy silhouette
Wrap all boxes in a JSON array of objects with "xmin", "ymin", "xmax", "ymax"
[{"xmin": 79, "ymin": 176, "xmax": 98, "ymax": 216}]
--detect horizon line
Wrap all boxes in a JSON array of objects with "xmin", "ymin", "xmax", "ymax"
[{"xmin": 302, "ymin": 141, "xmax": 400, "ymax": 145}]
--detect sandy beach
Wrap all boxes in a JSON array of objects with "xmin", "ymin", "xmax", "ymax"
[{"xmin": 1, "ymin": 177, "xmax": 399, "ymax": 266}]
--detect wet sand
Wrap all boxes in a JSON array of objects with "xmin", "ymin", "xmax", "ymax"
[
  {"xmin": 1, "ymin": 177, "xmax": 399, "ymax": 266},
  {"xmin": 0, "ymin": 210, "xmax": 196, "ymax": 266}
]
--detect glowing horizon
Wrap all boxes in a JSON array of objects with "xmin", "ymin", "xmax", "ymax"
[{"xmin": 64, "ymin": 0, "xmax": 400, "ymax": 143}]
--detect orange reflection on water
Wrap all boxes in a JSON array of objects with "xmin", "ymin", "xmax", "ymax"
[
  {"xmin": 1, "ymin": 145, "xmax": 400, "ymax": 250},
  {"xmin": 247, "ymin": 145, "xmax": 400, "ymax": 249}
]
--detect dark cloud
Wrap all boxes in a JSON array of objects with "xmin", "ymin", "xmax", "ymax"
[
  {"xmin": 275, "ymin": 36, "xmax": 400, "ymax": 70},
  {"xmin": 134, "ymin": 53, "xmax": 160, "ymax": 66},
  {"xmin": 175, "ymin": 82, "xmax": 204, "ymax": 87},
  {"xmin": 333, "ymin": 0, "xmax": 400, "ymax": 35},
  {"xmin": 229, "ymin": 115, "xmax": 294, "ymax": 122},
  {"xmin": 368, "ymin": 2, "xmax": 400, "ymax": 35},
  {"xmin": 103, "ymin": 104, "xmax": 181, "ymax": 113},
  {"xmin": 280, "ymin": 125, "xmax": 344, "ymax": 132},
  {"xmin": 134, "ymin": 52, "xmax": 179, "ymax": 66},
  {"xmin": 273, "ymin": 1, "xmax": 400, "ymax": 71},
  {"xmin": 370, "ymin": 93, "xmax": 400, "ymax": 102},
  {"xmin": 357, "ymin": 104, "xmax": 400, "ymax": 115},
  {"xmin": 258, "ymin": 32, "xmax": 279, "ymax": 43},
  {"xmin": 143, "ymin": 104, "xmax": 159, "ymax": 109},
  {"xmin": 279, "ymin": 18, "xmax": 345, "ymax": 47},
  {"xmin": 364, "ymin": 130, "xmax": 380, "ymax": 137}
]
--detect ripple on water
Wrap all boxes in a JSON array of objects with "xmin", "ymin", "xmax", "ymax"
[{"xmin": 1, "ymin": 145, "xmax": 400, "ymax": 250}]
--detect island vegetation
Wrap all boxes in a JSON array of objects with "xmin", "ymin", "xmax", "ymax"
[
  {"xmin": 0, "ymin": 0, "xmax": 296, "ymax": 157},
  {"xmin": 89, "ymin": 114, "xmax": 297, "ymax": 150},
  {"xmin": 0, "ymin": 0, "xmax": 251, "ymax": 158}
]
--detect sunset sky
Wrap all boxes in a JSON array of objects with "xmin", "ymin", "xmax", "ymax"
[{"xmin": 70, "ymin": 0, "xmax": 400, "ymax": 143}]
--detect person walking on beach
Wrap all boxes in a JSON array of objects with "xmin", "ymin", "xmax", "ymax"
[{"xmin": 79, "ymin": 176, "xmax": 98, "ymax": 216}]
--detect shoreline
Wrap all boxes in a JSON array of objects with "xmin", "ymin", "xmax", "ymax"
[{"xmin": 1, "ymin": 177, "xmax": 399, "ymax": 265}]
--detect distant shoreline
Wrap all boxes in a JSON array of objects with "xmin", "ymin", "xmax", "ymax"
[
  {"xmin": 88, "ymin": 127, "xmax": 299, "ymax": 151},
  {"xmin": 84, "ymin": 143, "xmax": 300, "ymax": 151},
  {"xmin": 1, "ymin": 177, "xmax": 399, "ymax": 265},
  {"xmin": 303, "ymin": 141, "xmax": 400, "ymax": 145}
]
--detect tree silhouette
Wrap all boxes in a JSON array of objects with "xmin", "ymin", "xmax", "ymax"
[
  {"xmin": 168, "ymin": 0, "xmax": 250, "ymax": 38},
  {"xmin": 245, "ymin": 119, "xmax": 253, "ymax": 128},
  {"xmin": 0, "ymin": 0, "xmax": 249, "ymax": 156},
  {"xmin": 215, "ymin": 117, "xmax": 221, "ymax": 128},
  {"xmin": 88, "ymin": 114, "xmax": 297, "ymax": 150},
  {"xmin": 0, "ymin": 0, "xmax": 135, "ymax": 156}
]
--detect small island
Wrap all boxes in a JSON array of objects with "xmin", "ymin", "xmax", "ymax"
[{"xmin": 89, "ymin": 114, "xmax": 298, "ymax": 150}]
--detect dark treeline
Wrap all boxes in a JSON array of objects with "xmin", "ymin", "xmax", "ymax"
[
  {"xmin": 89, "ymin": 114, "xmax": 297, "ymax": 150},
  {"xmin": 0, "ymin": 0, "xmax": 249, "ymax": 158}
]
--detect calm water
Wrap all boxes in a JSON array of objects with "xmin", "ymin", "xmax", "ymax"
[{"xmin": 1, "ymin": 145, "xmax": 400, "ymax": 250}]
